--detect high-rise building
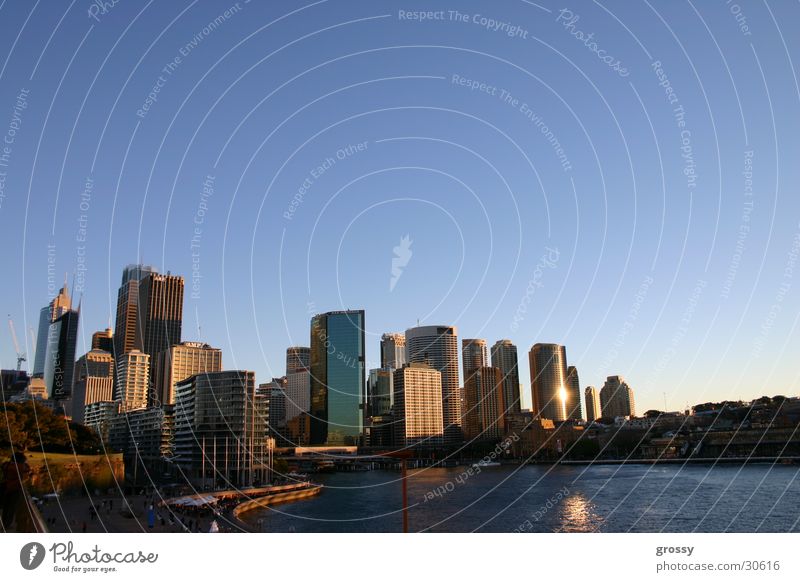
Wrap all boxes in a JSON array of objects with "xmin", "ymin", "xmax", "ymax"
[
  {"xmin": 285, "ymin": 346, "xmax": 310, "ymax": 375},
  {"xmin": 393, "ymin": 363, "xmax": 443, "ymax": 448},
  {"xmin": 153, "ymin": 342, "xmax": 222, "ymax": 406},
  {"xmin": 33, "ymin": 282, "xmax": 72, "ymax": 379},
  {"xmin": 43, "ymin": 306, "xmax": 80, "ymax": 403},
  {"xmin": 380, "ymin": 333, "xmax": 406, "ymax": 369},
  {"xmin": 113, "ymin": 264, "xmax": 156, "ymax": 358},
  {"xmin": 461, "ymin": 338, "xmax": 488, "ymax": 378},
  {"xmin": 137, "ymin": 271, "xmax": 184, "ymax": 361},
  {"xmin": 528, "ymin": 343, "xmax": 574, "ymax": 422},
  {"xmin": 405, "ymin": 325, "xmax": 461, "ymax": 444},
  {"xmin": 115, "ymin": 349, "xmax": 150, "ymax": 411},
  {"xmin": 174, "ymin": 371, "xmax": 267, "ymax": 486},
  {"xmin": 566, "ymin": 365, "xmax": 582, "ymax": 420},
  {"xmin": 72, "ymin": 349, "xmax": 114, "ymax": 422},
  {"xmin": 491, "ymin": 339, "xmax": 522, "ymax": 415},
  {"xmin": 286, "ymin": 368, "xmax": 311, "ymax": 421},
  {"xmin": 585, "ymin": 386, "xmax": 601, "ymax": 422},
  {"xmin": 366, "ymin": 367, "xmax": 394, "ymax": 417},
  {"xmin": 84, "ymin": 400, "xmax": 119, "ymax": 442},
  {"xmin": 259, "ymin": 378, "xmax": 286, "ymax": 443},
  {"xmin": 91, "ymin": 328, "xmax": 114, "ymax": 353},
  {"xmin": 463, "ymin": 366, "xmax": 505, "ymax": 442},
  {"xmin": 32, "ymin": 307, "xmax": 50, "ymax": 377},
  {"xmin": 309, "ymin": 310, "xmax": 365, "ymax": 446},
  {"xmin": 600, "ymin": 375, "xmax": 636, "ymax": 419}
]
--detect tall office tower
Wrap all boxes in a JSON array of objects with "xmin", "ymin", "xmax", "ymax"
[
  {"xmin": 91, "ymin": 328, "xmax": 114, "ymax": 353},
  {"xmin": 285, "ymin": 346, "xmax": 311, "ymax": 375},
  {"xmin": 528, "ymin": 343, "xmax": 573, "ymax": 422},
  {"xmin": 114, "ymin": 264, "xmax": 156, "ymax": 358},
  {"xmin": 309, "ymin": 310, "xmax": 365, "ymax": 446},
  {"xmin": 286, "ymin": 368, "xmax": 311, "ymax": 421},
  {"xmin": 380, "ymin": 333, "xmax": 406, "ymax": 369},
  {"xmin": 32, "ymin": 284, "xmax": 73, "ymax": 377},
  {"xmin": 491, "ymin": 339, "xmax": 522, "ymax": 414},
  {"xmin": 153, "ymin": 341, "xmax": 222, "ymax": 406},
  {"xmin": 115, "ymin": 349, "xmax": 150, "ymax": 411},
  {"xmin": 33, "ymin": 306, "xmax": 50, "ymax": 377},
  {"xmin": 461, "ymin": 338, "xmax": 488, "ymax": 378},
  {"xmin": 463, "ymin": 366, "xmax": 505, "ymax": 442},
  {"xmin": 174, "ymin": 371, "xmax": 266, "ymax": 486},
  {"xmin": 405, "ymin": 325, "xmax": 461, "ymax": 444},
  {"xmin": 585, "ymin": 386, "xmax": 601, "ymax": 422},
  {"xmin": 259, "ymin": 378, "xmax": 286, "ymax": 442},
  {"xmin": 366, "ymin": 367, "xmax": 394, "ymax": 417},
  {"xmin": 600, "ymin": 375, "xmax": 636, "ymax": 418},
  {"xmin": 393, "ymin": 363, "xmax": 443, "ymax": 448},
  {"xmin": 43, "ymin": 307, "xmax": 80, "ymax": 403},
  {"xmin": 72, "ymin": 349, "xmax": 114, "ymax": 422},
  {"xmin": 137, "ymin": 271, "xmax": 184, "ymax": 360},
  {"xmin": 566, "ymin": 366, "xmax": 582, "ymax": 420}
]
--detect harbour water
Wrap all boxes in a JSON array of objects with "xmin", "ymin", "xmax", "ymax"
[{"xmin": 244, "ymin": 464, "xmax": 800, "ymax": 532}]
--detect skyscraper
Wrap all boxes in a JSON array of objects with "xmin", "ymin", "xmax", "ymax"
[
  {"xmin": 380, "ymin": 333, "xmax": 406, "ymax": 369},
  {"xmin": 115, "ymin": 349, "xmax": 150, "ymax": 411},
  {"xmin": 137, "ymin": 271, "xmax": 184, "ymax": 363},
  {"xmin": 393, "ymin": 363, "xmax": 443, "ymax": 448},
  {"xmin": 491, "ymin": 339, "xmax": 522, "ymax": 414},
  {"xmin": 463, "ymin": 366, "xmax": 505, "ymax": 442},
  {"xmin": 528, "ymin": 343, "xmax": 573, "ymax": 422},
  {"xmin": 600, "ymin": 375, "xmax": 636, "ymax": 419},
  {"xmin": 461, "ymin": 338, "xmax": 488, "ymax": 378},
  {"xmin": 153, "ymin": 341, "xmax": 222, "ymax": 405},
  {"xmin": 113, "ymin": 264, "xmax": 156, "ymax": 358},
  {"xmin": 309, "ymin": 310, "xmax": 365, "ymax": 446},
  {"xmin": 286, "ymin": 367, "xmax": 311, "ymax": 421},
  {"xmin": 366, "ymin": 367, "xmax": 394, "ymax": 417},
  {"xmin": 72, "ymin": 349, "xmax": 114, "ymax": 422},
  {"xmin": 174, "ymin": 370, "xmax": 267, "ymax": 486},
  {"xmin": 33, "ymin": 283, "xmax": 73, "ymax": 378},
  {"xmin": 91, "ymin": 328, "xmax": 114, "ymax": 353},
  {"xmin": 585, "ymin": 386, "xmax": 601, "ymax": 422},
  {"xmin": 405, "ymin": 325, "xmax": 461, "ymax": 444},
  {"xmin": 566, "ymin": 365, "xmax": 582, "ymax": 420},
  {"xmin": 259, "ymin": 378, "xmax": 287, "ymax": 443},
  {"xmin": 286, "ymin": 346, "xmax": 311, "ymax": 375},
  {"xmin": 43, "ymin": 306, "xmax": 79, "ymax": 403}
]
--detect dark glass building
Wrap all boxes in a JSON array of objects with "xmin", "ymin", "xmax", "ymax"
[
  {"xmin": 44, "ymin": 308, "xmax": 80, "ymax": 402},
  {"xmin": 309, "ymin": 310, "xmax": 365, "ymax": 446}
]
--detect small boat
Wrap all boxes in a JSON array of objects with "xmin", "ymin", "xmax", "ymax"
[
  {"xmin": 287, "ymin": 471, "xmax": 309, "ymax": 480},
  {"xmin": 472, "ymin": 460, "xmax": 501, "ymax": 468}
]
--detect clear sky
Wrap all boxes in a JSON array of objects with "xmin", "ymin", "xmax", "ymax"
[{"xmin": 1, "ymin": 0, "xmax": 799, "ymax": 413}]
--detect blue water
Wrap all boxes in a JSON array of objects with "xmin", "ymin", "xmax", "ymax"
[{"xmin": 244, "ymin": 464, "xmax": 800, "ymax": 532}]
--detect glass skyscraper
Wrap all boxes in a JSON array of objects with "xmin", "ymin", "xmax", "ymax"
[{"xmin": 309, "ymin": 310, "xmax": 365, "ymax": 446}]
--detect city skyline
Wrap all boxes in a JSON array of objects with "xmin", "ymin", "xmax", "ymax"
[{"xmin": 2, "ymin": 1, "xmax": 799, "ymax": 421}]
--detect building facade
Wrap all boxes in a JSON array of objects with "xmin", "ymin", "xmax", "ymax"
[
  {"xmin": 285, "ymin": 346, "xmax": 311, "ymax": 375},
  {"xmin": 463, "ymin": 366, "xmax": 506, "ymax": 442},
  {"xmin": 393, "ymin": 363, "xmax": 443, "ymax": 448},
  {"xmin": 380, "ymin": 333, "xmax": 406, "ymax": 369},
  {"xmin": 600, "ymin": 375, "xmax": 636, "ymax": 418},
  {"xmin": 528, "ymin": 343, "xmax": 571, "ymax": 422},
  {"xmin": 174, "ymin": 371, "xmax": 267, "ymax": 486},
  {"xmin": 565, "ymin": 365, "xmax": 582, "ymax": 420},
  {"xmin": 72, "ymin": 349, "xmax": 115, "ymax": 422},
  {"xmin": 491, "ymin": 339, "xmax": 521, "ymax": 415},
  {"xmin": 585, "ymin": 386, "xmax": 601, "ymax": 422},
  {"xmin": 309, "ymin": 310, "xmax": 365, "ymax": 446},
  {"xmin": 43, "ymin": 307, "xmax": 80, "ymax": 403},
  {"xmin": 114, "ymin": 264, "xmax": 156, "ymax": 358},
  {"xmin": 115, "ymin": 349, "xmax": 150, "ymax": 411},
  {"xmin": 286, "ymin": 368, "xmax": 311, "ymax": 421},
  {"xmin": 154, "ymin": 341, "xmax": 222, "ymax": 406},
  {"xmin": 405, "ymin": 325, "xmax": 461, "ymax": 444}
]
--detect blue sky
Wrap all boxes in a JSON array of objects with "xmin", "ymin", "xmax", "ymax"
[{"xmin": 1, "ymin": 0, "xmax": 799, "ymax": 413}]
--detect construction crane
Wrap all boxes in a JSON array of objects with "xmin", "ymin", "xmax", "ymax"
[{"xmin": 7, "ymin": 316, "xmax": 26, "ymax": 371}]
